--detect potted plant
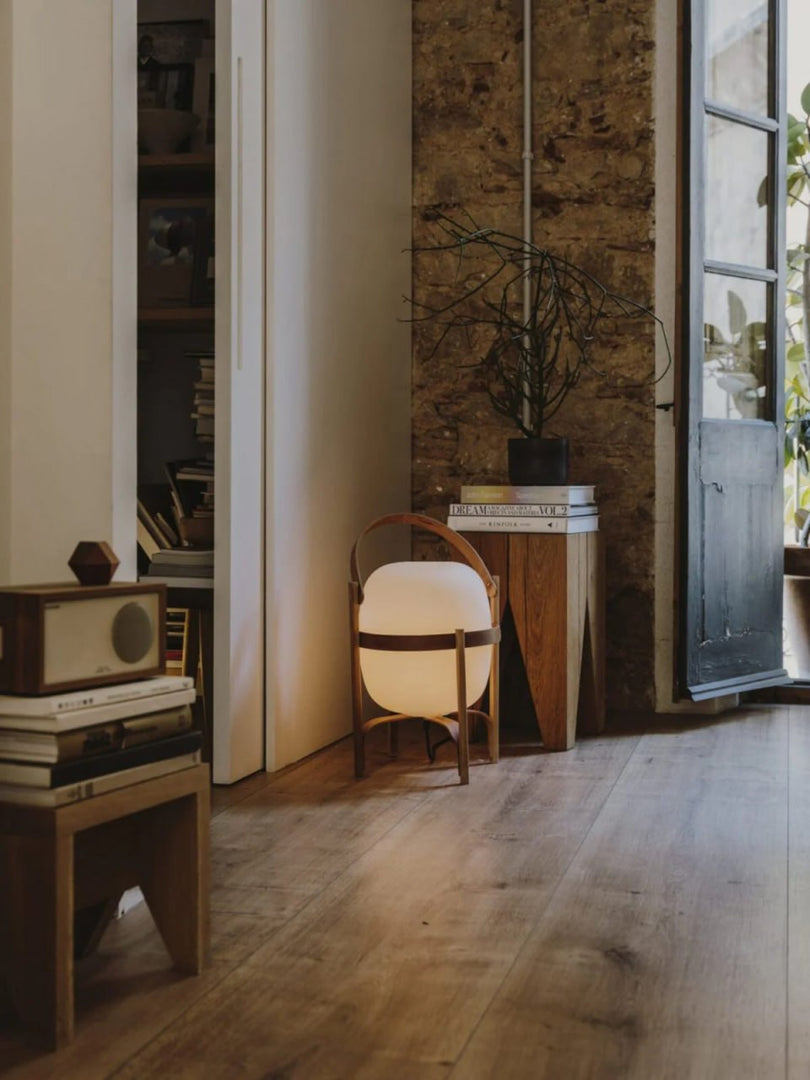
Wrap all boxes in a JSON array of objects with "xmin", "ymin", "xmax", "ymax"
[
  {"xmin": 409, "ymin": 211, "xmax": 670, "ymax": 485},
  {"xmin": 777, "ymin": 81, "xmax": 810, "ymax": 674}
]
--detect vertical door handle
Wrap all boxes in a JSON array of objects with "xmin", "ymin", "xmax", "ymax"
[{"xmin": 236, "ymin": 55, "xmax": 244, "ymax": 371}]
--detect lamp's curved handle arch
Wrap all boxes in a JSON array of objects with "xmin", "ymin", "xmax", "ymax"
[{"xmin": 349, "ymin": 512, "xmax": 497, "ymax": 603}]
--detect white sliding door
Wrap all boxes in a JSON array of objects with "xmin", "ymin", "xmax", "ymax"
[
  {"xmin": 264, "ymin": 0, "xmax": 412, "ymax": 770},
  {"xmin": 214, "ymin": 0, "xmax": 266, "ymax": 782}
]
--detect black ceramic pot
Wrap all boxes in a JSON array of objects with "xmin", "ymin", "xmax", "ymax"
[{"xmin": 507, "ymin": 437, "xmax": 569, "ymax": 486}]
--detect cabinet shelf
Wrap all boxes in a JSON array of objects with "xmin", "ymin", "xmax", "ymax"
[
  {"xmin": 138, "ymin": 308, "xmax": 215, "ymax": 330},
  {"xmin": 138, "ymin": 152, "xmax": 214, "ymax": 171}
]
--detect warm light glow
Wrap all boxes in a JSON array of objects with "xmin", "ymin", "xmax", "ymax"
[{"xmin": 359, "ymin": 562, "xmax": 492, "ymax": 717}]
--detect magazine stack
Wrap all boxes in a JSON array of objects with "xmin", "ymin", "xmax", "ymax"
[
  {"xmin": 0, "ymin": 675, "xmax": 201, "ymax": 807},
  {"xmin": 446, "ymin": 484, "xmax": 598, "ymax": 534}
]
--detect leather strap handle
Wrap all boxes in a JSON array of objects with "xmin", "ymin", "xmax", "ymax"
[{"xmin": 350, "ymin": 512, "xmax": 497, "ymax": 601}]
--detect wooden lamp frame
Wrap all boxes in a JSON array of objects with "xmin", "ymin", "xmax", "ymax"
[{"xmin": 349, "ymin": 513, "xmax": 501, "ymax": 785}]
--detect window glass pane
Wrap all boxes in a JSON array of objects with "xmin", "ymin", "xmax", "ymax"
[
  {"xmin": 705, "ymin": 117, "xmax": 770, "ymax": 267},
  {"xmin": 706, "ymin": 0, "xmax": 769, "ymax": 115},
  {"xmin": 703, "ymin": 274, "xmax": 770, "ymax": 419}
]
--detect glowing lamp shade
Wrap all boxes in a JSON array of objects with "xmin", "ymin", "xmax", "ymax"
[
  {"xmin": 349, "ymin": 512, "xmax": 500, "ymax": 785},
  {"xmin": 359, "ymin": 561, "xmax": 493, "ymax": 717}
]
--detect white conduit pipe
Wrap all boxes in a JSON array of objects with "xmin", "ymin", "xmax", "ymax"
[{"xmin": 522, "ymin": 0, "xmax": 534, "ymax": 434}]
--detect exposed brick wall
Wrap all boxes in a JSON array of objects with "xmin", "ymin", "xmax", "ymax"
[{"xmin": 412, "ymin": 0, "xmax": 658, "ymax": 712}]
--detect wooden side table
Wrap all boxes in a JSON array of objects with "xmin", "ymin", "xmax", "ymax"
[
  {"xmin": 0, "ymin": 763, "xmax": 210, "ymax": 1049},
  {"xmin": 460, "ymin": 530, "xmax": 605, "ymax": 750}
]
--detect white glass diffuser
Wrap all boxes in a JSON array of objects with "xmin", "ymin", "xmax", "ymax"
[{"xmin": 359, "ymin": 561, "xmax": 493, "ymax": 717}]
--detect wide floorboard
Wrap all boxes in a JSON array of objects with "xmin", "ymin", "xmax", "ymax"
[{"xmin": 1, "ymin": 706, "xmax": 807, "ymax": 1079}]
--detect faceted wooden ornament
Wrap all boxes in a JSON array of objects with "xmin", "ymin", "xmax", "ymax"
[{"xmin": 68, "ymin": 541, "xmax": 120, "ymax": 586}]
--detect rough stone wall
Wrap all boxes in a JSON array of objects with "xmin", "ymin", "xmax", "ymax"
[{"xmin": 412, "ymin": 0, "xmax": 658, "ymax": 712}]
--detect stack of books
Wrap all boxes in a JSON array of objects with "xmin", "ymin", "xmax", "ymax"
[
  {"xmin": 166, "ymin": 608, "xmax": 190, "ymax": 677},
  {"xmin": 147, "ymin": 547, "xmax": 213, "ymax": 581},
  {"xmin": 191, "ymin": 352, "xmax": 215, "ymax": 443},
  {"xmin": 0, "ymin": 675, "xmax": 200, "ymax": 807},
  {"xmin": 174, "ymin": 459, "xmax": 215, "ymax": 523},
  {"xmin": 447, "ymin": 484, "xmax": 598, "ymax": 533}
]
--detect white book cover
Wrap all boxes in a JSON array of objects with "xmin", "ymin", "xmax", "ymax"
[
  {"xmin": 0, "ymin": 753, "xmax": 201, "ymax": 808},
  {"xmin": 460, "ymin": 484, "xmax": 595, "ymax": 505},
  {"xmin": 0, "ymin": 687, "xmax": 196, "ymax": 734},
  {"xmin": 448, "ymin": 503, "xmax": 596, "ymax": 518},
  {"xmin": 448, "ymin": 515, "xmax": 599, "ymax": 534},
  {"xmin": 0, "ymin": 675, "xmax": 193, "ymax": 717}
]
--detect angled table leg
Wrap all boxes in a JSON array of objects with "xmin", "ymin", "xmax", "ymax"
[{"xmin": 462, "ymin": 529, "xmax": 605, "ymax": 751}]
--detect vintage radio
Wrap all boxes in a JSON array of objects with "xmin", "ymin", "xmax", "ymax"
[{"xmin": 0, "ymin": 582, "xmax": 166, "ymax": 695}]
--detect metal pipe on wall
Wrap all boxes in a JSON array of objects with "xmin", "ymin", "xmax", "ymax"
[{"xmin": 521, "ymin": 0, "xmax": 534, "ymax": 433}]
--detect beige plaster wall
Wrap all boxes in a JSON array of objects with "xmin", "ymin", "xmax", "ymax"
[{"xmin": 0, "ymin": 0, "xmax": 116, "ymax": 586}]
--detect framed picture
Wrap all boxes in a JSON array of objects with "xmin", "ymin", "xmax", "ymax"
[
  {"xmin": 139, "ymin": 198, "xmax": 213, "ymax": 309},
  {"xmin": 137, "ymin": 20, "xmax": 210, "ymax": 66},
  {"xmin": 138, "ymin": 62, "xmax": 194, "ymax": 112}
]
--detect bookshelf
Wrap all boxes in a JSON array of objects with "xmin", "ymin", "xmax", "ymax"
[
  {"xmin": 136, "ymin": 9, "xmax": 217, "ymax": 763},
  {"xmin": 123, "ymin": 0, "xmax": 264, "ymax": 784}
]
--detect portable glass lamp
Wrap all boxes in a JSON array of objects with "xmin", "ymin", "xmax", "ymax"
[{"xmin": 348, "ymin": 513, "xmax": 501, "ymax": 784}]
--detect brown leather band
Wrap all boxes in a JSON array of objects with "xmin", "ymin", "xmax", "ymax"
[
  {"xmin": 358, "ymin": 625, "xmax": 501, "ymax": 652},
  {"xmin": 349, "ymin": 512, "xmax": 498, "ymax": 601}
]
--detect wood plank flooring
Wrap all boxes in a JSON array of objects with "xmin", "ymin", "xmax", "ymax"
[{"xmin": 0, "ymin": 706, "xmax": 807, "ymax": 1078}]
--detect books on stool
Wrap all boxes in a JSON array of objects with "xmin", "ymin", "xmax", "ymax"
[
  {"xmin": 447, "ymin": 484, "xmax": 599, "ymax": 534},
  {"xmin": 0, "ymin": 675, "xmax": 201, "ymax": 806}
]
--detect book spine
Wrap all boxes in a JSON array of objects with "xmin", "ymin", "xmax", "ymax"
[
  {"xmin": 447, "ymin": 515, "xmax": 599, "ymax": 534},
  {"xmin": 448, "ymin": 503, "xmax": 594, "ymax": 517},
  {"xmin": 0, "ymin": 675, "xmax": 194, "ymax": 718}
]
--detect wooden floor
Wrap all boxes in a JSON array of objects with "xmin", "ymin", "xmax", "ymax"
[{"xmin": 1, "ymin": 705, "xmax": 808, "ymax": 1078}]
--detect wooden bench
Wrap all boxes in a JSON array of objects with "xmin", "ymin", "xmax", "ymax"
[{"xmin": 0, "ymin": 763, "xmax": 210, "ymax": 1049}]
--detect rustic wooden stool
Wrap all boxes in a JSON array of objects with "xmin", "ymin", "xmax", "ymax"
[{"xmin": 0, "ymin": 763, "xmax": 210, "ymax": 1050}]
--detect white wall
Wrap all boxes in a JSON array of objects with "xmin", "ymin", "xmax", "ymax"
[
  {"xmin": 266, "ymin": 0, "xmax": 413, "ymax": 769},
  {"xmin": 0, "ymin": 0, "xmax": 122, "ymax": 586}
]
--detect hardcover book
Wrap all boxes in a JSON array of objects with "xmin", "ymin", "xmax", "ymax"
[
  {"xmin": 0, "ymin": 703, "xmax": 193, "ymax": 764},
  {"xmin": 0, "ymin": 729, "xmax": 202, "ymax": 788},
  {"xmin": 0, "ymin": 752, "xmax": 201, "ymax": 807},
  {"xmin": 448, "ymin": 514, "xmax": 599, "ymax": 534},
  {"xmin": 0, "ymin": 686, "xmax": 196, "ymax": 734},
  {"xmin": 0, "ymin": 675, "xmax": 193, "ymax": 717},
  {"xmin": 460, "ymin": 484, "xmax": 596, "ymax": 505},
  {"xmin": 448, "ymin": 503, "xmax": 596, "ymax": 518}
]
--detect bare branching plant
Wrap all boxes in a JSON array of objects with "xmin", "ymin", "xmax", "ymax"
[{"xmin": 409, "ymin": 211, "xmax": 671, "ymax": 438}]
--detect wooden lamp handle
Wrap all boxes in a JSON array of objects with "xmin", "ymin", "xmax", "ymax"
[{"xmin": 349, "ymin": 512, "xmax": 498, "ymax": 601}]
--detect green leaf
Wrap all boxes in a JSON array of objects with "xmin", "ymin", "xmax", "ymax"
[
  {"xmin": 756, "ymin": 175, "xmax": 768, "ymax": 207},
  {"xmin": 788, "ymin": 172, "xmax": 807, "ymax": 203},
  {"xmin": 789, "ymin": 342, "xmax": 807, "ymax": 364},
  {"xmin": 727, "ymin": 291, "xmax": 747, "ymax": 336}
]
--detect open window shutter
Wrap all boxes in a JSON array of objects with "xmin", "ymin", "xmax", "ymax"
[{"xmin": 680, "ymin": 0, "xmax": 789, "ymax": 699}]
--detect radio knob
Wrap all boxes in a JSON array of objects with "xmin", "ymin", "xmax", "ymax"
[{"xmin": 111, "ymin": 602, "xmax": 154, "ymax": 663}]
